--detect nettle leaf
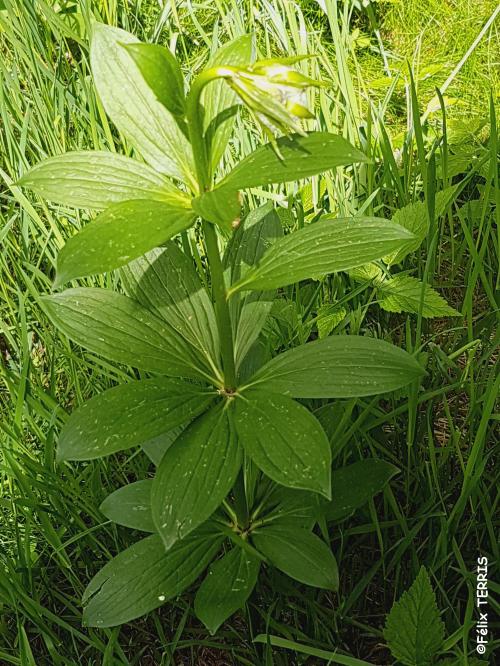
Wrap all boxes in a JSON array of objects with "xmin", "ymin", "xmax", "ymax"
[
  {"xmin": 217, "ymin": 132, "xmax": 369, "ymax": 190},
  {"xmin": 229, "ymin": 217, "xmax": 414, "ymax": 294},
  {"xmin": 233, "ymin": 389, "xmax": 331, "ymax": 497},
  {"xmin": 194, "ymin": 547, "xmax": 260, "ymax": 634},
  {"xmin": 125, "ymin": 43, "xmax": 185, "ymax": 117},
  {"xmin": 384, "ymin": 186, "xmax": 458, "ymax": 265},
  {"xmin": 55, "ymin": 200, "xmax": 195, "ymax": 287},
  {"xmin": 202, "ymin": 34, "xmax": 254, "ymax": 171},
  {"xmin": 152, "ymin": 403, "xmax": 242, "ymax": 550},
  {"xmin": 18, "ymin": 151, "xmax": 182, "ymax": 209},
  {"xmin": 324, "ymin": 460, "xmax": 399, "ymax": 521},
  {"xmin": 249, "ymin": 335, "xmax": 425, "ymax": 398},
  {"xmin": 252, "ymin": 526, "xmax": 338, "ymax": 590},
  {"xmin": 121, "ymin": 243, "xmax": 221, "ymax": 378},
  {"xmin": 142, "ymin": 424, "xmax": 186, "ymax": 466},
  {"xmin": 225, "ymin": 204, "xmax": 283, "ymax": 369},
  {"xmin": 90, "ymin": 23, "xmax": 195, "ymax": 187},
  {"xmin": 57, "ymin": 377, "xmax": 214, "ymax": 461},
  {"xmin": 43, "ymin": 288, "xmax": 213, "ymax": 380},
  {"xmin": 100, "ymin": 480, "xmax": 155, "ymax": 532},
  {"xmin": 377, "ymin": 275, "xmax": 461, "ymax": 318},
  {"xmin": 83, "ymin": 525, "xmax": 222, "ymax": 627},
  {"xmin": 192, "ymin": 187, "xmax": 241, "ymax": 229},
  {"xmin": 384, "ymin": 566, "xmax": 445, "ymax": 666}
]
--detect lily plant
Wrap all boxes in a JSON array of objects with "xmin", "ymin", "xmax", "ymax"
[{"xmin": 19, "ymin": 24, "xmax": 425, "ymax": 632}]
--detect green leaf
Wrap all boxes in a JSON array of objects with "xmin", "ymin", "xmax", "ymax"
[
  {"xmin": 217, "ymin": 132, "xmax": 369, "ymax": 190},
  {"xmin": 194, "ymin": 547, "xmax": 260, "ymax": 634},
  {"xmin": 192, "ymin": 187, "xmax": 241, "ymax": 229},
  {"xmin": 43, "ymin": 288, "xmax": 213, "ymax": 380},
  {"xmin": 225, "ymin": 204, "xmax": 283, "ymax": 369},
  {"xmin": 253, "ymin": 635, "xmax": 374, "ymax": 666},
  {"xmin": 249, "ymin": 335, "xmax": 425, "ymax": 398},
  {"xmin": 229, "ymin": 217, "xmax": 414, "ymax": 294},
  {"xmin": 142, "ymin": 425, "xmax": 185, "ymax": 466},
  {"xmin": 324, "ymin": 460, "xmax": 399, "ymax": 521},
  {"xmin": 18, "ymin": 151, "xmax": 183, "ymax": 210},
  {"xmin": 54, "ymin": 200, "xmax": 195, "ymax": 286},
  {"xmin": 384, "ymin": 566, "xmax": 445, "ymax": 666},
  {"xmin": 83, "ymin": 525, "xmax": 222, "ymax": 627},
  {"xmin": 152, "ymin": 403, "xmax": 242, "ymax": 550},
  {"xmin": 120, "ymin": 243, "xmax": 221, "ymax": 379},
  {"xmin": 125, "ymin": 43, "xmax": 185, "ymax": 117},
  {"xmin": 233, "ymin": 389, "xmax": 331, "ymax": 497},
  {"xmin": 377, "ymin": 275, "xmax": 461, "ymax": 318},
  {"xmin": 252, "ymin": 525, "xmax": 338, "ymax": 590},
  {"xmin": 316, "ymin": 304, "xmax": 347, "ymax": 338},
  {"xmin": 57, "ymin": 377, "xmax": 214, "ymax": 461},
  {"xmin": 384, "ymin": 187, "xmax": 458, "ymax": 265},
  {"xmin": 202, "ymin": 35, "xmax": 254, "ymax": 171},
  {"xmin": 100, "ymin": 480, "xmax": 155, "ymax": 532},
  {"xmin": 90, "ymin": 23, "xmax": 195, "ymax": 188}
]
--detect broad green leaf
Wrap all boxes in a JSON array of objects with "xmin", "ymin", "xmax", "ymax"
[
  {"xmin": 125, "ymin": 43, "xmax": 185, "ymax": 117},
  {"xmin": 100, "ymin": 480, "xmax": 155, "ymax": 532},
  {"xmin": 217, "ymin": 132, "xmax": 369, "ymax": 190},
  {"xmin": 43, "ymin": 288, "xmax": 213, "ymax": 380},
  {"xmin": 90, "ymin": 23, "xmax": 195, "ymax": 188},
  {"xmin": 83, "ymin": 525, "xmax": 222, "ymax": 627},
  {"xmin": 229, "ymin": 217, "xmax": 414, "ymax": 294},
  {"xmin": 202, "ymin": 35, "xmax": 254, "ymax": 171},
  {"xmin": 194, "ymin": 547, "xmax": 260, "ymax": 634},
  {"xmin": 57, "ymin": 377, "xmax": 214, "ymax": 461},
  {"xmin": 316, "ymin": 304, "xmax": 347, "ymax": 338},
  {"xmin": 142, "ymin": 425, "xmax": 186, "ymax": 466},
  {"xmin": 252, "ymin": 526, "xmax": 338, "ymax": 590},
  {"xmin": 384, "ymin": 566, "xmax": 445, "ymax": 666},
  {"xmin": 225, "ymin": 204, "xmax": 283, "ymax": 368},
  {"xmin": 152, "ymin": 403, "xmax": 242, "ymax": 550},
  {"xmin": 233, "ymin": 389, "xmax": 331, "ymax": 497},
  {"xmin": 54, "ymin": 200, "xmax": 195, "ymax": 286},
  {"xmin": 260, "ymin": 486, "xmax": 320, "ymax": 528},
  {"xmin": 377, "ymin": 275, "xmax": 461, "ymax": 318},
  {"xmin": 324, "ymin": 460, "xmax": 399, "ymax": 521},
  {"xmin": 18, "ymin": 152, "xmax": 183, "ymax": 210},
  {"xmin": 192, "ymin": 187, "xmax": 241, "ymax": 229},
  {"xmin": 384, "ymin": 187, "xmax": 458, "ymax": 265},
  {"xmin": 120, "ymin": 243, "xmax": 221, "ymax": 379},
  {"xmin": 249, "ymin": 335, "xmax": 425, "ymax": 398}
]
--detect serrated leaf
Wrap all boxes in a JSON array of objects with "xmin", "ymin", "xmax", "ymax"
[
  {"xmin": 252, "ymin": 526, "xmax": 338, "ymax": 590},
  {"xmin": 83, "ymin": 525, "xmax": 222, "ymax": 627},
  {"xmin": 249, "ymin": 335, "xmax": 425, "ymax": 398},
  {"xmin": 229, "ymin": 217, "xmax": 414, "ymax": 294},
  {"xmin": 324, "ymin": 460, "xmax": 399, "ymax": 521},
  {"xmin": 43, "ymin": 288, "xmax": 213, "ymax": 380},
  {"xmin": 55, "ymin": 200, "xmax": 195, "ymax": 286},
  {"xmin": 384, "ymin": 566, "xmax": 445, "ymax": 666},
  {"xmin": 100, "ymin": 480, "xmax": 155, "ymax": 532},
  {"xmin": 217, "ymin": 132, "xmax": 369, "ymax": 190},
  {"xmin": 152, "ymin": 403, "xmax": 242, "ymax": 550},
  {"xmin": 316, "ymin": 304, "xmax": 347, "ymax": 338},
  {"xmin": 125, "ymin": 43, "xmax": 185, "ymax": 117},
  {"xmin": 57, "ymin": 377, "xmax": 214, "ymax": 461},
  {"xmin": 233, "ymin": 389, "xmax": 331, "ymax": 497},
  {"xmin": 90, "ymin": 23, "xmax": 195, "ymax": 188},
  {"xmin": 18, "ymin": 151, "xmax": 182, "ymax": 209},
  {"xmin": 225, "ymin": 204, "xmax": 283, "ymax": 369},
  {"xmin": 192, "ymin": 187, "xmax": 241, "ymax": 229},
  {"xmin": 377, "ymin": 275, "xmax": 461, "ymax": 318},
  {"xmin": 194, "ymin": 547, "xmax": 260, "ymax": 634},
  {"xmin": 202, "ymin": 34, "xmax": 254, "ymax": 172},
  {"xmin": 120, "ymin": 243, "xmax": 221, "ymax": 379}
]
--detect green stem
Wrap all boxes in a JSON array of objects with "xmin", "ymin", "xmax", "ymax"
[{"xmin": 187, "ymin": 67, "xmax": 237, "ymax": 390}]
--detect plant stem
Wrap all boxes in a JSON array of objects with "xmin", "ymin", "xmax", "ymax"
[{"xmin": 187, "ymin": 68, "xmax": 237, "ymax": 390}]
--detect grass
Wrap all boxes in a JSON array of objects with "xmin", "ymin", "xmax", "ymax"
[{"xmin": 0, "ymin": 0, "xmax": 498, "ymax": 663}]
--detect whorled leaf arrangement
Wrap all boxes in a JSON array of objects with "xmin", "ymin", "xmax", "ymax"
[{"xmin": 20, "ymin": 23, "xmax": 430, "ymax": 631}]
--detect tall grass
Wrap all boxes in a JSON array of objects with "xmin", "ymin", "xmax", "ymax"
[{"xmin": 1, "ymin": 1, "xmax": 498, "ymax": 663}]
